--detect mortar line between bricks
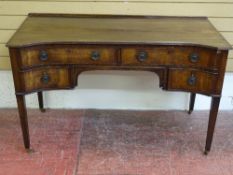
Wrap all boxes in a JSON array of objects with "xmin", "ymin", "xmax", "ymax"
[{"xmin": 74, "ymin": 109, "xmax": 86, "ymax": 175}]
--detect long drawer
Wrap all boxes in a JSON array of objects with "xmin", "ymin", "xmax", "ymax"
[
  {"xmin": 121, "ymin": 46, "xmax": 219, "ymax": 70},
  {"xmin": 19, "ymin": 45, "xmax": 118, "ymax": 68}
]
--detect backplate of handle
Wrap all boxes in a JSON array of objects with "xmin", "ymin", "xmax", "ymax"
[
  {"xmin": 91, "ymin": 51, "xmax": 100, "ymax": 61},
  {"xmin": 137, "ymin": 51, "xmax": 148, "ymax": 62},
  {"xmin": 189, "ymin": 53, "xmax": 199, "ymax": 63},
  {"xmin": 39, "ymin": 50, "xmax": 48, "ymax": 61},
  {"xmin": 41, "ymin": 73, "xmax": 50, "ymax": 84},
  {"xmin": 187, "ymin": 74, "xmax": 196, "ymax": 86}
]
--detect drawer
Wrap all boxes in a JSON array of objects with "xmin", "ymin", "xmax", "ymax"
[
  {"xmin": 20, "ymin": 46, "xmax": 118, "ymax": 68},
  {"xmin": 167, "ymin": 68, "xmax": 218, "ymax": 95},
  {"xmin": 21, "ymin": 67, "xmax": 70, "ymax": 92},
  {"xmin": 121, "ymin": 47, "xmax": 169, "ymax": 65},
  {"xmin": 121, "ymin": 46, "xmax": 218, "ymax": 69}
]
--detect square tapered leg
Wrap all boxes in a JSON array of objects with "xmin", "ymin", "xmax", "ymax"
[
  {"xmin": 204, "ymin": 96, "xmax": 221, "ymax": 155},
  {"xmin": 38, "ymin": 91, "xmax": 46, "ymax": 112},
  {"xmin": 188, "ymin": 93, "xmax": 196, "ymax": 114},
  {"xmin": 16, "ymin": 95, "xmax": 30, "ymax": 149}
]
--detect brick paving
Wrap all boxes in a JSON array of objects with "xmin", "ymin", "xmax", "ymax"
[
  {"xmin": 0, "ymin": 109, "xmax": 83, "ymax": 175},
  {"xmin": 0, "ymin": 109, "xmax": 233, "ymax": 175}
]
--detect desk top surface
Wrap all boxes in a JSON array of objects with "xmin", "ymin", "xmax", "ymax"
[{"xmin": 7, "ymin": 13, "xmax": 232, "ymax": 50}]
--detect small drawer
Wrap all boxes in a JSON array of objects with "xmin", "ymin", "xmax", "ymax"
[
  {"xmin": 21, "ymin": 67, "xmax": 70, "ymax": 92},
  {"xmin": 167, "ymin": 68, "xmax": 218, "ymax": 95},
  {"xmin": 171, "ymin": 47, "xmax": 218, "ymax": 69},
  {"xmin": 121, "ymin": 46, "xmax": 218, "ymax": 70},
  {"xmin": 20, "ymin": 45, "xmax": 118, "ymax": 68},
  {"xmin": 121, "ymin": 47, "xmax": 169, "ymax": 65}
]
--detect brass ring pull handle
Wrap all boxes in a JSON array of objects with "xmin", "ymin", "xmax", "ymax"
[
  {"xmin": 39, "ymin": 50, "xmax": 48, "ymax": 61},
  {"xmin": 189, "ymin": 53, "xmax": 199, "ymax": 63},
  {"xmin": 91, "ymin": 51, "xmax": 100, "ymax": 61},
  {"xmin": 137, "ymin": 51, "xmax": 148, "ymax": 62},
  {"xmin": 41, "ymin": 73, "xmax": 50, "ymax": 84},
  {"xmin": 187, "ymin": 74, "xmax": 196, "ymax": 86}
]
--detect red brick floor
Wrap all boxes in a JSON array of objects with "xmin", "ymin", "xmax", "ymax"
[
  {"xmin": 0, "ymin": 109, "xmax": 84, "ymax": 175},
  {"xmin": 0, "ymin": 109, "xmax": 233, "ymax": 175}
]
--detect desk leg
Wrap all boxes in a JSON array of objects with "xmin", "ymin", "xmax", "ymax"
[
  {"xmin": 204, "ymin": 96, "xmax": 220, "ymax": 155},
  {"xmin": 188, "ymin": 93, "xmax": 196, "ymax": 114},
  {"xmin": 38, "ymin": 92, "xmax": 45, "ymax": 112},
  {"xmin": 16, "ymin": 95, "xmax": 30, "ymax": 149}
]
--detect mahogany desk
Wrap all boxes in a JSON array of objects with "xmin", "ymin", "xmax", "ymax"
[{"xmin": 6, "ymin": 13, "xmax": 232, "ymax": 154}]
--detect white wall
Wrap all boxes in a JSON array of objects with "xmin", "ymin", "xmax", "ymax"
[{"xmin": 0, "ymin": 70, "xmax": 233, "ymax": 110}]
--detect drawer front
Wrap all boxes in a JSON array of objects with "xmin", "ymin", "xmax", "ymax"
[
  {"xmin": 121, "ymin": 46, "xmax": 218, "ymax": 69},
  {"xmin": 21, "ymin": 67, "xmax": 70, "ymax": 92},
  {"xmin": 20, "ymin": 46, "xmax": 117, "ymax": 68},
  {"xmin": 121, "ymin": 47, "xmax": 169, "ymax": 65},
  {"xmin": 168, "ymin": 69, "xmax": 218, "ymax": 94},
  {"xmin": 171, "ymin": 47, "xmax": 218, "ymax": 69}
]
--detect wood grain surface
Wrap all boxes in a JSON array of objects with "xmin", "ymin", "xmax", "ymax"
[{"xmin": 7, "ymin": 14, "xmax": 231, "ymax": 50}]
